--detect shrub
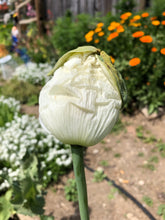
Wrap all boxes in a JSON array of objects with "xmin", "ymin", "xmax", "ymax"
[
  {"xmin": 51, "ymin": 12, "xmax": 94, "ymax": 56},
  {"xmin": 0, "ymin": 79, "xmax": 41, "ymax": 104},
  {"xmin": 0, "ymin": 96, "xmax": 20, "ymax": 127},
  {"xmin": 25, "ymin": 22, "xmax": 56, "ymax": 63},
  {"xmin": 84, "ymin": 10, "xmax": 165, "ymax": 113}
]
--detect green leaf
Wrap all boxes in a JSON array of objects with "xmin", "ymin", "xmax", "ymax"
[
  {"xmin": 0, "ymin": 190, "xmax": 14, "ymax": 220},
  {"xmin": 40, "ymin": 215, "xmax": 55, "ymax": 220}
]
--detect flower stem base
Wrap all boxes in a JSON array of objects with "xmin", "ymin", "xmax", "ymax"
[{"xmin": 71, "ymin": 145, "xmax": 89, "ymax": 220}]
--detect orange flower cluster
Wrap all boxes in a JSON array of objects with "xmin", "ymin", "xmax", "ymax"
[
  {"xmin": 152, "ymin": 20, "xmax": 160, "ymax": 26},
  {"xmin": 120, "ymin": 12, "xmax": 132, "ymax": 20},
  {"xmin": 107, "ymin": 32, "xmax": 119, "ymax": 41},
  {"xmin": 98, "ymin": 31, "xmax": 104, "ymax": 37},
  {"xmin": 150, "ymin": 16, "xmax": 157, "ymax": 21},
  {"xmin": 0, "ymin": 45, "xmax": 8, "ymax": 58},
  {"xmin": 97, "ymin": 22, "xmax": 104, "ymax": 28},
  {"xmin": 133, "ymin": 15, "xmax": 141, "ymax": 21},
  {"xmin": 129, "ymin": 57, "xmax": 141, "ymax": 66},
  {"xmin": 151, "ymin": 47, "xmax": 157, "ymax": 52},
  {"xmin": 85, "ymin": 30, "xmax": 94, "ymax": 42},
  {"xmin": 160, "ymin": 48, "xmax": 165, "ymax": 55},
  {"xmin": 141, "ymin": 12, "xmax": 149, "ymax": 17},
  {"xmin": 129, "ymin": 22, "xmax": 141, "ymax": 27},
  {"xmin": 110, "ymin": 56, "xmax": 115, "ymax": 64},
  {"xmin": 132, "ymin": 31, "xmax": 144, "ymax": 38},
  {"xmin": 162, "ymin": 12, "xmax": 165, "ymax": 16},
  {"xmin": 95, "ymin": 27, "xmax": 102, "ymax": 33},
  {"xmin": 139, "ymin": 35, "xmax": 153, "ymax": 43},
  {"xmin": 161, "ymin": 20, "xmax": 165, "ymax": 25},
  {"xmin": 108, "ymin": 22, "xmax": 125, "ymax": 33},
  {"xmin": 94, "ymin": 39, "xmax": 99, "ymax": 44}
]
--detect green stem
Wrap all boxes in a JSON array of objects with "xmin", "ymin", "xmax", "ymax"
[{"xmin": 71, "ymin": 145, "xmax": 89, "ymax": 220}]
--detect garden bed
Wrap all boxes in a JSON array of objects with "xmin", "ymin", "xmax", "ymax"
[{"xmin": 18, "ymin": 109, "xmax": 165, "ymax": 220}]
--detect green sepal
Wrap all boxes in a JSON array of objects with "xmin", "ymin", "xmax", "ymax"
[
  {"xmin": 48, "ymin": 46, "xmax": 100, "ymax": 76},
  {"xmin": 98, "ymin": 50, "xmax": 127, "ymax": 108}
]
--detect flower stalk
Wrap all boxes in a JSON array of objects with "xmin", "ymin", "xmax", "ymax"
[{"xmin": 71, "ymin": 145, "xmax": 89, "ymax": 220}]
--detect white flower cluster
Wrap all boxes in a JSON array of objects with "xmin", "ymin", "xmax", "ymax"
[
  {"xmin": 0, "ymin": 95, "xmax": 21, "ymax": 112},
  {"xmin": 0, "ymin": 114, "xmax": 72, "ymax": 191},
  {"xmin": 13, "ymin": 62, "xmax": 52, "ymax": 85}
]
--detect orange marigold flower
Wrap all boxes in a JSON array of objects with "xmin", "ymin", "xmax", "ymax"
[
  {"xmin": 162, "ymin": 12, "xmax": 165, "ymax": 16},
  {"xmin": 160, "ymin": 48, "xmax": 165, "ymax": 55},
  {"xmin": 139, "ymin": 35, "xmax": 152, "ymax": 43},
  {"xmin": 120, "ymin": 19, "xmax": 125, "ymax": 24},
  {"xmin": 150, "ymin": 16, "xmax": 157, "ymax": 21},
  {"xmin": 129, "ymin": 22, "xmax": 141, "ymax": 27},
  {"xmin": 129, "ymin": 58, "xmax": 141, "ymax": 66},
  {"xmin": 95, "ymin": 27, "xmax": 102, "ymax": 33},
  {"xmin": 107, "ymin": 32, "xmax": 119, "ymax": 41},
  {"xmin": 141, "ymin": 12, "xmax": 149, "ymax": 17},
  {"xmin": 111, "ymin": 21, "xmax": 120, "ymax": 28},
  {"xmin": 130, "ymin": 18, "xmax": 136, "ymax": 23},
  {"xmin": 86, "ymin": 37, "xmax": 93, "ymax": 42},
  {"xmin": 108, "ymin": 25, "xmax": 115, "ymax": 31},
  {"xmin": 116, "ymin": 25, "xmax": 125, "ymax": 33},
  {"xmin": 120, "ymin": 12, "xmax": 132, "ymax": 20},
  {"xmin": 151, "ymin": 47, "xmax": 157, "ymax": 52},
  {"xmin": 146, "ymin": 82, "xmax": 150, "ymax": 86},
  {"xmin": 98, "ymin": 31, "xmax": 104, "ymax": 37},
  {"xmin": 161, "ymin": 20, "xmax": 165, "ymax": 25},
  {"xmin": 94, "ymin": 39, "xmax": 99, "ymax": 44},
  {"xmin": 97, "ymin": 22, "xmax": 104, "ymax": 27},
  {"xmin": 108, "ymin": 22, "xmax": 120, "ymax": 31},
  {"xmin": 152, "ymin": 20, "xmax": 160, "ymax": 26},
  {"xmin": 110, "ymin": 56, "xmax": 115, "ymax": 64},
  {"xmin": 85, "ymin": 30, "xmax": 94, "ymax": 39},
  {"xmin": 132, "ymin": 31, "xmax": 144, "ymax": 38},
  {"xmin": 133, "ymin": 15, "xmax": 141, "ymax": 20}
]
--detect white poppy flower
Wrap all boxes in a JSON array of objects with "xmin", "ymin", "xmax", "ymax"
[{"xmin": 39, "ymin": 46, "xmax": 127, "ymax": 146}]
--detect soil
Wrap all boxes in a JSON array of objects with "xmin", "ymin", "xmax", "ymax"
[{"xmin": 18, "ymin": 109, "xmax": 165, "ymax": 220}]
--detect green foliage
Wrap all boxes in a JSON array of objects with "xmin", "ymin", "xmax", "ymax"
[
  {"xmin": 25, "ymin": 23, "xmax": 56, "ymax": 63},
  {"xmin": 157, "ymin": 204, "xmax": 165, "ymax": 220},
  {"xmin": 148, "ymin": 156, "xmax": 159, "ymax": 163},
  {"xmin": 143, "ymin": 163, "xmax": 155, "ymax": 171},
  {"xmin": 0, "ymin": 79, "xmax": 40, "ymax": 104},
  {"xmin": 64, "ymin": 178, "xmax": 78, "ymax": 202},
  {"xmin": 0, "ymin": 23, "xmax": 13, "ymax": 46},
  {"xmin": 93, "ymin": 169, "xmax": 106, "ymax": 182},
  {"xmin": 0, "ymin": 156, "xmax": 52, "ymax": 219},
  {"xmin": 114, "ymin": 153, "xmax": 121, "ymax": 158},
  {"xmin": 115, "ymin": 0, "xmax": 137, "ymax": 14},
  {"xmin": 51, "ymin": 13, "xmax": 94, "ymax": 56},
  {"xmin": 108, "ymin": 187, "xmax": 119, "ymax": 200},
  {"xmin": 150, "ymin": 0, "xmax": 165, "ymax": 17},
  {"xmin": 99, "ymin": 160, "xmax": 109, "ymax": 167},
  {"xmin": 0, "ymin": 103, "xmax": 16, "ymax": 127},
  {"xmin": 0, "ymin": 190, "xmax": 14, "ymax": 220},
  {"xmin": 111, "ymin": 118, "xmax": 125, "ymax": 134},
  {"xmin": 142, "ymin": 196, "xmax": 153, "ymax": 207}
]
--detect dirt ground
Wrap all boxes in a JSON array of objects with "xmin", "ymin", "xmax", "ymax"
[{"xmin": 18, "ymin": 111, "xmax": 165, "ymax": 220}]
